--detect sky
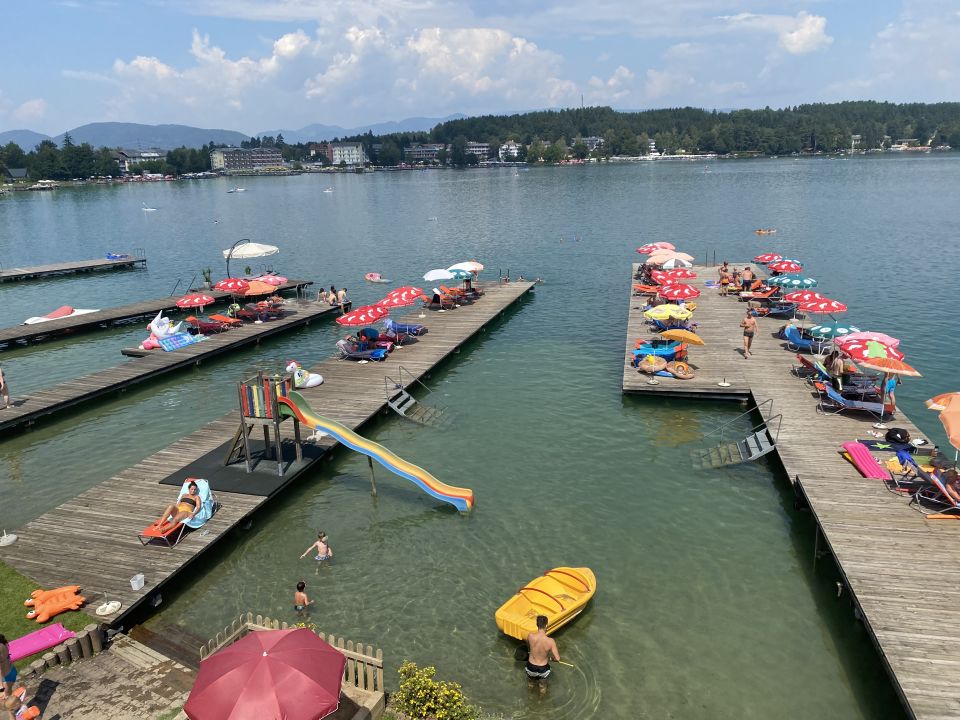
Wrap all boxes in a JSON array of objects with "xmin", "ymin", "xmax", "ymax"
[{"xmin": 1, "ymin": 0, "xmax": 958, "ymax": 136}]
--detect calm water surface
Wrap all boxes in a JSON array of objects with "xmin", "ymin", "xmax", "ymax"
[{"xmin": 2, "ymin": 156, "xmax": 958, "ymax": 718}]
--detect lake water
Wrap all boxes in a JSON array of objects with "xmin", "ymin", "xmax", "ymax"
[{"xmin": 3, "ymin": 156, "xmax": 958, "ymax": 718}]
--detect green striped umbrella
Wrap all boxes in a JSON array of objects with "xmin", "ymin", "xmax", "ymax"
[
  {"xmin": 768, "ymin": 274, "xmax": 818, "ymax": 288},
  {"xmin": 808, "ymin": 322, "xmax": 860, "ymax": 339}
]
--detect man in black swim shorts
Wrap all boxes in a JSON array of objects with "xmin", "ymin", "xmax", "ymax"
[{"xmin": 525, "ymin": 615, "xmax": 560, "ymax": 697}]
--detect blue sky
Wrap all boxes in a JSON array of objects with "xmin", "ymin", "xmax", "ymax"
[{"xmin": 1, "ymin": 0, "xmax": 957, "ymax": 135}]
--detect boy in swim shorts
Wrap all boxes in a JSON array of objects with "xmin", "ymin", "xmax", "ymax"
[
  {"xmin": 294, "ymin": 581, "xmax": 313, "ymax": 614},
  {"xmin": 300, "ymin": 531, "xmax": 333, "ymax": 562},
  {"xmin": 525, "ymin": 615, "xmax": 560, "ymax": 697}
]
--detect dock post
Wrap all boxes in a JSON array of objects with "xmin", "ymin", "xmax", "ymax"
[
  {"xmin": 86, "ymin": 623, "xmax": 103, "ymax": 654},
  {"xmin": 367, "ymin": 456, "xmax": 378, "ymax": 496}
]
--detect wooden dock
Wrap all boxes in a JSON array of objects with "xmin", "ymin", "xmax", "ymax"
[
  {"xmin": 0, "ymin": 282, "xmax": 536, "ymax": 628},
  {"xmin": 0, "ymin": 280, "xmax": 312, "ymax": 349},
  {"xmin": 623, "ymin": 264, "xmax": 957, "ymax": 720},
  {"xmin": 0, "ymin": 255, "xmax": 147, "ymax": 283},
  {"xmin": 0, "ymin": 298, "xmax": 335, "ymax": 435}
]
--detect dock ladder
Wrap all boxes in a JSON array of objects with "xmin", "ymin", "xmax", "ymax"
[
  {"xmin": 691, "ymin": 399, "xmax": 782, "ymax": 469},
  {"xmin": 384, "ymin": 366, "xmax": 448, "ymax": 427}
]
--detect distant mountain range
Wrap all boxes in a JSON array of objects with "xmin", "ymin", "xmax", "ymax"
[{"xmin": 0, "ymin": 114, "xmax": 467, "ymax": 152}]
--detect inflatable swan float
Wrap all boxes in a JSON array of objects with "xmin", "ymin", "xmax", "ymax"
[
  {"xmin": 287, "ymin": 361, "xmax": 323, "ymax": 388},
  {"xmin": 139, "ymin": 311, "xmax": 183, "ymax": 350}
]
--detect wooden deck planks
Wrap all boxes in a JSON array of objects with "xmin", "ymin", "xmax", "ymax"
[
  {"xmin": 0, "ymin": 279, "xmax": 312, "ymax": 347},
  {"xmin": 621, "ymin": 263, "xmax": 960, "ymax": 720},
  {"xmin": 0, "ymin": 300, "xmax": 341, "ymax": 434},
  {"xmin": 0, "ymin": 282, "xmax": 536, "ymax": 628},
  {"xmin": 0, "ymin": 256, "xmax": 147, "ymax": 283}
]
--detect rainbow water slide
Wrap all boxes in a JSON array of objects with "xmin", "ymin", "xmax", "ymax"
[{"xmin": 277, "ymin": 390, "xmax": 474, "ymax": 512}]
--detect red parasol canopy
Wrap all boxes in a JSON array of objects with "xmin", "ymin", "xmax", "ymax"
[
  {"xmin": 184, "ymin": 628, "xmax": 345, "ymax": 720},
  {"xmin": 214, "ymin": 278, "xmax": 250, "ymax": 293},
  {"xmin": 336, "ymin": 304, "xmax": 389, "ymax": 326},
  {"xmin": 798, "ymin": 298, "xmax": 847, "ymax": 314},
  {"xmin": 251, "ymin": 275, "xmax": 289, "ymax": 286},
  {"xmin": 768, "ymin": 260, "xmax": 803, "ymax": 273},
  {"xmin": 637, "ymin": 242, "xmax": 675, "ymax": 254},
  {"xmin": 835, "ymin": 331, "xmax": 900, "ymax": 348},
  {"xmin": 243, "ymin": 280, "xmax": 277, "ymax": 297},
  {"xmin": 650, "ymin": 270, "xmax": 679, "ymax": 286},
  {"xmin": 658, "ymin": 283, "xmax": 701, "ymax": 300},
  {"xmin": 655, "ymin": 268, "xmax": 696, "ymax": 281},
  {"xmin": 376, "ymin": 287, "xmax": 424, "ymax": 308},
  {"xmin": 753, "ymin": 253, "xmax": 783, "ymax": 263},
  {"xmin": 839, "ymin": 338, "xmax": 905, "ymax": 363},
  {"xmin": 783, "ymin": 290, "xmax": 824, "ymax": 304},
  {"xmin": 176, "ymin": 293, "xmax": 215, "ymax": 309}
]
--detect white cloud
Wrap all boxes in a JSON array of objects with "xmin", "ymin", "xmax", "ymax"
[
  {"xmin": 587, "ymin": 65, "xmax": 635, "ymax": 102},
  {"xmin": 721, "ymin": 12, "xmax": 833, "ymax": 55},
  {"xmin": 11, "ymin": 99, "xmax": 48, "ymax": 124},
  {"xmin": 644, "ymin": 69, "xmax": 694, "ymax": 99}
]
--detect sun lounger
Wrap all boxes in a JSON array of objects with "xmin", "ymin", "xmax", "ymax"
[
  {"xmin": 422, "ymin": 289, "xmax": 456, "ymax": 310},
  {"xmin": 138, "ymin": 478, "xmax": 216, "ymax": 547},
  {"xmin": 783, "ymin": 324, "xmax": 828, "ymax": 353},
  {"xmin": 815, "ymin": 382, "xmax": 895, "ymax": 420},
  {"xmin": 208, "ymin": 313, "xmax": 242, "ymax": 327},
  {"xmin": 439, "ymin": 285, "xmax": 473, "ymax": 302},
  {"xmin": 336, "ymin": 339, "xmax": 387, "ymax": 361},
  {"xmin": 739, "ymin": 286, "xmax": 779, "ymax": 301},
  {"xmin": 8, "ymin": 623, "xmax": 76, "ymax": 662},
  {"xmin": 384, "ymin": 318, "xmax": 427, "ymax": 337},
  {"xmin": 909, "ymin": 463, "xmax": 960, "ymax": 516}
]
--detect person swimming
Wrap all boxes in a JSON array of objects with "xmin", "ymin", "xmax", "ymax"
[{"xmin": 300, "ymin": 531, "xmax": 333, "ymax": 562}]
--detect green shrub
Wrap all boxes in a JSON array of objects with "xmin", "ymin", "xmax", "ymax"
[{"xmin": 392, "ymin": 661, "xmax": 479, "ymax": 720}]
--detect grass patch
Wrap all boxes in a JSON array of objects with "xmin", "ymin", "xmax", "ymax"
[
  {"xmin": 0, "ymin": 561, "xmax": 92, "ymax": 668},
  {"xmin": 154, "ymin": 707, "xmax": 183, "ymax": 720}
]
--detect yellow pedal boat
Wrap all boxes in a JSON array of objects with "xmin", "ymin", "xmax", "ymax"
[{"xmin": 494, "ymin": 567, "xmax": 596, "ymax": 641}]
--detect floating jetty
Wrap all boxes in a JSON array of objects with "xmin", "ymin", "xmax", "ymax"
[
  {"xmin": 0, "ymin": 281, "xmax": 536, "ymax": 627},
  {"xmin": 0, "ymin": 299, "xmax": 337, "ymax": 435},
  {"xmin": 0, "ymin": 280, "xmax": 312, "ymax": 349},
  {"xmin": 624, "ymin": 263, "xmax": 952, "ymax": 720},
  {"xmin": 0, "ymin": 255, "xmax": 147, "ymax": 283}
]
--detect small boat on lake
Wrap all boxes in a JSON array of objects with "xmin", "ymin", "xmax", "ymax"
[
  {"xmin": 227, "ymin": 187, "xmax": 246, "ymax": 194},
  {"xmin": 323, "ymin": 187, "xmax": 334, "ymax": 193},
  {"xmin": 755, "ymin": 228, "xmax": 777, "ymax": 235},
  {"xmin": 495, "ymin": 567, "xmax": 596, "ymax": 641},
  {"xmin": 364, "ymin": 272, "xmax": 390, "ymax": 284}
]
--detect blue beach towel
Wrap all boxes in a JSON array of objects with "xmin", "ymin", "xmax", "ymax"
[{"xmin": 178, "ymin": 479, "xmax": 215, "ymax": 529}]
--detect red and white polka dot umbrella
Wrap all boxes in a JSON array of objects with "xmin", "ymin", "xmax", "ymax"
[
  {"xmin": 336, "ymin": 304, "xmax": 389, "ymax": 326},
  {"xmin": 637, "ymin": 242, "xmax": 675, "ymax": 254},
  {"xmin": 783, "ymin": 291, "xmax": 824, "ymax": 304},
  {"xmin": 658, "ymin": 283, "xmax": 701, "ymax": 300},
  {"xmin": 768, "ymin": 260, "xmax": 803, "ymax": 273},
  {"xmin": 376, "ymin": 287, "xmax": 425, "ymax": 308},
  {"xmin": 176, "ymin": 293, "xmax": 215, "ymax": 309},
  {"xmin": 753, "ymin": 253, "xmax": 783, "ymax": 263},
  {"xmin": 214, "ymin": 278, "xmax": 250, "ymax": 293},
  {"xmin": 251, "ymin": 275, "xmax": 288, "ymax": 286}
]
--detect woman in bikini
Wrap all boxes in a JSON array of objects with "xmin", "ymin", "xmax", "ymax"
[
  {"xmin": 155, "ymin": 481, "xmax": 200, "ymax": 533},
  {"xmin": 300, "ymin": 531, "xmax": 333, "ymax": 562},
  {"xmin": 740, "ymin": 310, "xmax": 757, "ymax": 359}
]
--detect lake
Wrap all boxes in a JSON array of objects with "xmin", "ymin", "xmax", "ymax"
[{"xmin": 3, "ymin": 155, "xmax": 957, "ymax": 718}]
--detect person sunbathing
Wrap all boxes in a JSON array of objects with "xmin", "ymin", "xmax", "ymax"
[
  {"xmin": 942, "ymin": 468, "xmax": 960, "ymax": 505},
  {"xmin": 154, "ymin": 481, "xmax": 200, "ymax": 534}
]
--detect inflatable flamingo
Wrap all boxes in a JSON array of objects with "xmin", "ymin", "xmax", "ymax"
[{"xmin": 139, "ymin": 311, "xmax": 183, "ymax": 350}]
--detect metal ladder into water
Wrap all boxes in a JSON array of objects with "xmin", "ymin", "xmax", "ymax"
[
  {"xmin": 384, "ymin": 366, "xmax": 449, "ymax": 427},
  {"xmin": 691, "ymin": 398, "xmax": 782, "ymax": 469}
]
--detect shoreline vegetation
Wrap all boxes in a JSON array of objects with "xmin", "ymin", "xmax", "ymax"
[{"xmin": 1, "ymin": 101, "xmax": 958, "ymax": 185}]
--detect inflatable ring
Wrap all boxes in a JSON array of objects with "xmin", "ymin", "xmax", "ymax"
[
  {"xmin": 668, "ymin": 361, "xmax": 695, "ymax": 380},
  {"xmin": 96, "ymin": 601, "xmax": 122, "ymax": 616}
]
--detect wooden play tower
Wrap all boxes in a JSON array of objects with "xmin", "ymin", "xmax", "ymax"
[{"xmin": 225, "ymin": 371, "xmax": 303, "ymax": 476}]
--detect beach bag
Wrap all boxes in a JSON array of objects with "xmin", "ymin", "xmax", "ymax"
[{"xmin": 885, "ymin": 428, "xmax": 910, "ymax": 445}]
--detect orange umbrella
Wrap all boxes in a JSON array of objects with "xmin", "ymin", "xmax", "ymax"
[
  {"xmin": 926, "ymin": 392, "xmax": 960, "ymax": 411},
  {"xmin": 941, "ymin": 406, "xmax": 960, "ymax": 450},
  {"xmin": 243, "ymin": 280, "xmax": 276, "ymax": 297},
  {"xmin": 857, "ymin": 357, "xmax": 921, "ymax": 377}
]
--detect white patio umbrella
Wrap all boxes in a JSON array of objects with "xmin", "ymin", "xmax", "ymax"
[
  {"xmin": 448, "ymin": 261, "xmax": 484, "ymax": 274},
  {"xmin": 424, "ymin": 268, "xmax": 456, "ymax": 282},
  {"xmin": 222, "ymin": 239, "xmax": 280, "ymax": 277},
  {"xmin": 659, "ymin": 257, "xmax": 693, "ymax": 269}
]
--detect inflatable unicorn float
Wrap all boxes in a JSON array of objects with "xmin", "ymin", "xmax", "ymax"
[
  {"xmin": 286, "ymin": 361, "xmax": 323, "ymax": 388},
  {"xmin": 139, "ymin": 311, "xmax": 183, "ymax": 350}
]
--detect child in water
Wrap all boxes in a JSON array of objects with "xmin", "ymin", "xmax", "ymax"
[
  {"xmin": 300, "ymin": 531, "xmax": 333, "ymax": 562},
  {"xmin": 294, "ymin": 581, "xmax": 313, "ymax": 613}
]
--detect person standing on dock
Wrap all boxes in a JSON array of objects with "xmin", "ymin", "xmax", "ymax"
[
  {"xmin": 525, "ymin": 615, "xmax": 560, "ymax": 697},
  {"xmin": 0, "ymin": 365, "xmax": 9, "ymax": 409},
  {"xmin": 337, "ymin": 287, "xmax": 348, "ymax": 311},
  {"xmin": 740, "ymin": 310, "xmax": 757, "ymax": 359},
  {"xmin": 741, "ymin": 265, "xmax": 755, "ymax": 292}
]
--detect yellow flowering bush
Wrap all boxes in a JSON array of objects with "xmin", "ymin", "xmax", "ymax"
[{"xmin": 392, "ymin": 661, "xmax": 480, "ymax": 720}]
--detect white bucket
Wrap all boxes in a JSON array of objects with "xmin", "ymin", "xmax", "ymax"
[{"xmin": 130, "ymin": 573, "xmax": 145, "ymax": 591}]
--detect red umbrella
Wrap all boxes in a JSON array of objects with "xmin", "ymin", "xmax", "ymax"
[
  {"xmin": 336, "ymin": 304, "xmax": 389, "ymax": 326},
  {"xmin": 798, "ymin": 298, "xmax": 847, "ymax": 314},
  {"xmin": 783, "ymin": 290, "xmax": 824, "ymax": 303},
  {"xmin": 376, "ymin": 287, "xmax": 424, "ymax": 307},
  {"xmin": 768, "ymin": 260, "xmax": 803, "ymax": 273},
  {"xmin": 184, "ymin": 628, "xmax": 345, "ymax": 720},
  {"xmin": 658, "ymin": 283, "xmax": 701, "ymax": 300},
  {"xmin": 637, "ymin": 242, "xmax": 675, "ymax": 254},
  {"xmin": 251, "ymin": 275, "xmax": 289, "ymax": 286},
  {"xmin": 650, "ymin": 270, "xmax": 679, "ymax": 286},
  {"xmin": 656, "ymin": 268, "xmax": 696, "ymax": 280},
  {"xmin": 176, "ymin": 293, "xmax": 215, "ymax": 309},
  {"xmin": 839, "ymin": 338, "xmax": 905, "ymax": 362},
  {"xmin": 214, "ymin": 278, "xmax": 250, "ymax": 293},
  {"xmin": 754, "ymin": 253, "xmax": 783, "ymax": 263}
]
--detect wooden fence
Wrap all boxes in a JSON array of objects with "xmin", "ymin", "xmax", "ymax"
[{"xmin": 200, "ymin": 613, "xmax": 384, "ymax": 693}]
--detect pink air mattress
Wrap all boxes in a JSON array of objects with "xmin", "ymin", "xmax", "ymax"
[
  {"xmin": 9, "ymin": 623, "xmax": 76, "ymax": 661},
  {"xmin": 841, "ymin": 442, "xmax": 890, "ymax": 480}
]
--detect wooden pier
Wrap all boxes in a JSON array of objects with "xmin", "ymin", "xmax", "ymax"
[
  {"xmin": 0, "ymin": 255, "xmax": 147, "ymax": 283},
  {"xmin": 0, "ymin": 299, "xmax": 335, "ymax": 435},
  {"xmin": 624, "ymin": 264, "xmax": 956, "ymax": 720},
  {"xmin": 0, "ymin": 282, "xmax": 536, "ymax": 628},
  {"xmin": 0, "ymin": 280, "xmax": 312, "ymax": 349}
]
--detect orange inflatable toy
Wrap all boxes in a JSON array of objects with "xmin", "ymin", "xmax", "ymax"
[{"xmin": 24, "ymin": 585, "xmax": 86, "ymax": 623}]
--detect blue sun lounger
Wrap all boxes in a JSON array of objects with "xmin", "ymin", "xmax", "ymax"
[{"xmin": 815, "ymin": 382, "xmax": 894, "ymax": 420}]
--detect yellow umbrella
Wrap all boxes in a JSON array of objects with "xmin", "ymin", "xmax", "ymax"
[
  {"xmin": 643, "ymin": 304, "xmax": 693, "ymax": 321},
  {"xmin": 659, "ymin": 329, "xmax": 705, "ymax": 345}
]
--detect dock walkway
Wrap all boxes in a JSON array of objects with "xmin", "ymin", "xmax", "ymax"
[
  {"xmin": 0, "ymin": 256, "xmax": 147, "ymax": 283},
  {"xmin": 0, "ymin": 299, "xmax": 335, "ymax": 434},
  {"xmin": 0, "ymin": 282, "xmax": 536, "ymax": 628},
  {"xmin": 0, "ymin": 279, "xmax": 312, "ymax": 348},
  {"xmin": 623, "ymin": 264, "xmax": 956, "ymax": 720}
]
